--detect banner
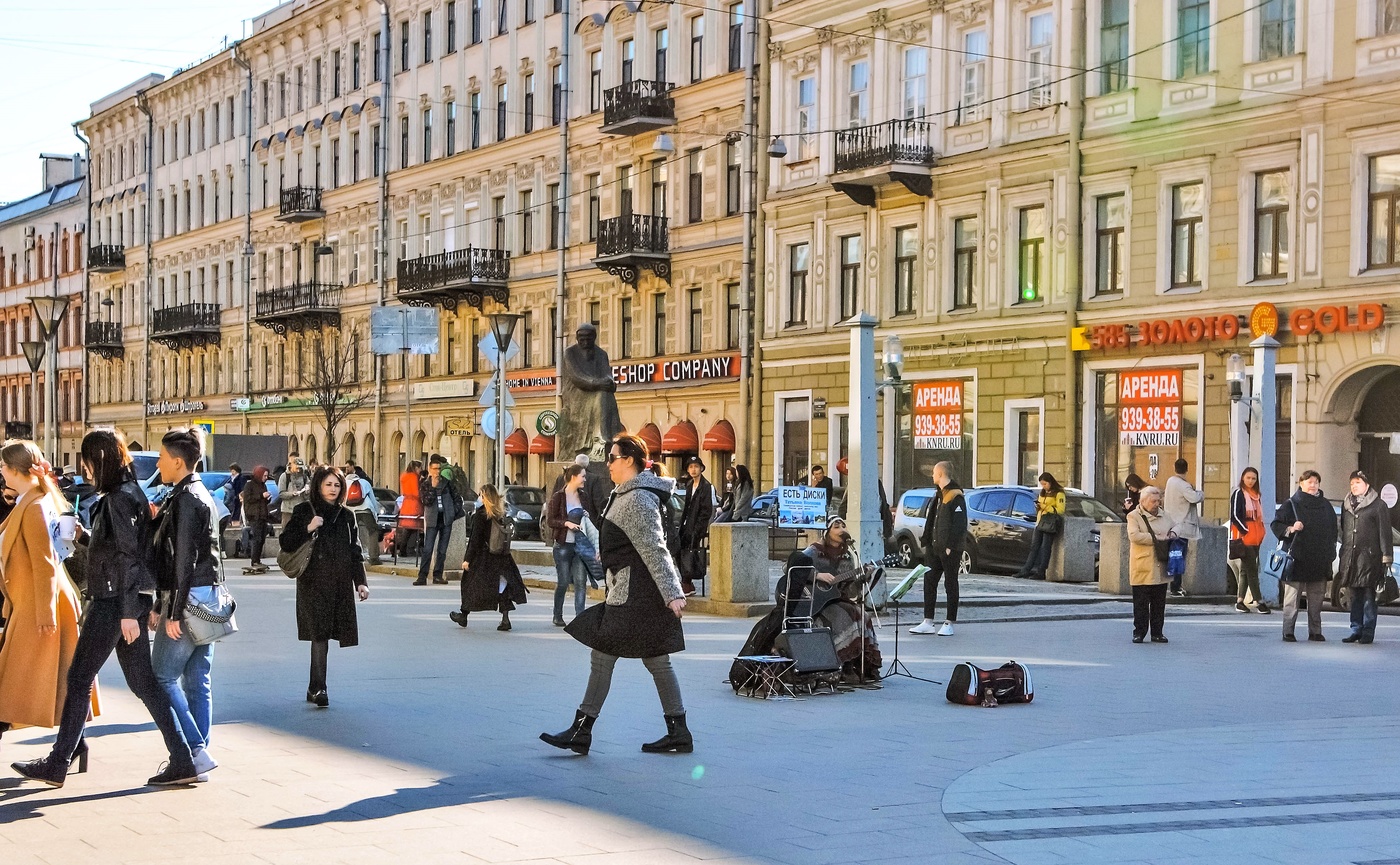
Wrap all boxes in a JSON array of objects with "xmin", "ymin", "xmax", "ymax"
[
  {"xmin": 777, "ymin": 486, "xmax": 828, "ymax": 529},
  {"xmin": 1118, "ymin": 369, "xmax": 1182, "ymax": 447},
  {"xmin": 913, "ymin": 381, "xmax": 963, "ymax": 450}
]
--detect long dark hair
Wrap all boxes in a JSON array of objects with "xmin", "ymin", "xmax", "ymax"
[
  {"xmin": 733, "ymin": 463, "xmax": 753, "ymax": 488},
  {"xmin": 81, "ymin": 429, "xmax": 134, "ymax": 494},
  {"xmin": 309, "ymin": 465, "xmax": 347, "ymax": 510},
  {"xmin": 1238, "ymin": 466, "xmax": 1261, "ymax": 493},
  {"xmin": 1038, "ymin": 472, "xmax": 1063, "ymax": 495}
]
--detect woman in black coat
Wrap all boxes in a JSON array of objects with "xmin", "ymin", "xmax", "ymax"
[
  {"xmin": 1337, "ymin": 470, "xmax": 1392, "ymax": 644},
  {"xmin": 541, "ymin": 433, "xmax": 690, "ymax": 756},
  {"xmin": 451, "ymin": 484, "xmax": 528, "ymax": 631},
  {"xmin": 280, "ymin": 465, "xmax": 369, "ymax": 708},
  {"xmin": 1271, "ymin": 469, "xmax": 1338, "ymax": 642}
]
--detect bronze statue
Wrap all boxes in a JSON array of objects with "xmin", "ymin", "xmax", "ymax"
[{"xmin": 558, "ymin": 323, "xmax": 623, "ymax": 461}]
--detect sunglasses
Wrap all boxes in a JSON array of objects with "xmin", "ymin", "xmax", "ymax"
[{"xmin": 606, "ymin": 453, "xmax": 623, "ymax": 464}]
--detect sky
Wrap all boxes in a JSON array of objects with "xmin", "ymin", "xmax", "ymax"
[{"xmin": 0, "ymin": 0, "xmax": 277, "ymax": 204}]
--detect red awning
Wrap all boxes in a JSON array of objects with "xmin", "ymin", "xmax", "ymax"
[
  {"xmin": 662, "ymin": 420, "xmax": 699, "ymax": 453},
  {"xmin": 529, "ymin": 434, "xmax": 555, "ymax": 456},
  {"xmin": 637, "ymin": 423, "xmax": 664, "ymax": 458},
  {"xmin": 701, "ymin": 420, "xmax": 735, "ymax": 453},
  {"xmin": 504, "ymin": 428, "xmax": 529, "ymax": 455}
]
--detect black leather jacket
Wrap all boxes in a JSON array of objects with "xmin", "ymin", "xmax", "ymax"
[
  {"xmin": 152, "ymin": 474, "xmax": 222, "ymax": 620},
  {"xmin": 86, "ymin": 475, "xmax": 156, "ymax": 619}
]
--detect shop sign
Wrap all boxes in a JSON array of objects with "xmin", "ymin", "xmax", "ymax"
[
  {"xmin": 508, "ymin": 372, "xmax": 558, "ymax": 392},
  {"xmin": 411, "ymin": 379, "xmax": 475, "ymax": 400},
  {"xmin": 1249, "ymin": 302, "xmax": 1280, "ymax": 339},
  {"xmin": 146, "ymin": 399, "xmax": 207, "ymax": 416},
  {"xmin": 1088, "ymin": 315, "xmax": 1241, "ymax": 349},
  {"xmin": 1087, "ymin": 303, "xmax": 1384, "ymax": 350},
  {"xmin": 444, "ymin": 415, "xmax": 476, "ymax": 436},
  {"xmin": 230, "ymin": 394, "xmax": 288, "ymax": 412},
  {"xmin": 912, "ymin": 381, "xmax": 963, "ymax": 450},
  {"xmin": 1118, "ymin": 370, "xmax": 1181, "ymax": 447},
  {"xmin": 612, "ymin": 353, "xmax": 740, "ymax": 387},
  {"xmin": 1289, "ymin": 303, "xmax": 1384, "ymax": 336},
  {"xmin": 536, "ymin": 410, "xmax": 560, "ymax": 435},
  {"xmin": 777, "ymin": 485, "xmax": 828, "ymax": 529}
]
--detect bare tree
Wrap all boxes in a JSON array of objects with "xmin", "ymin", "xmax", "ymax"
[{"xmin": 299, "ymin": 332, "xmax": 373, "ymax": 466}]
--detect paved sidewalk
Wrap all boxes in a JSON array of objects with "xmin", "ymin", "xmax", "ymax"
[{"xmin": 0, "ymin": 567, "xmax": 1394, "ymax": 864}]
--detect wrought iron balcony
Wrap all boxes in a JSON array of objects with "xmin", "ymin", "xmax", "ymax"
[
  {"xmin": 254, "ymin": 282, "xmax": 342, "ymax": 334},
  {"xmin": 601, "ymin": 80, "xmax": 676, "ymax": 136},
  {"xmin": 395, "ymin": 248, "xmax": 510, "ymax": 312},
  {"xmin": 85, "ymin": 320, "xmax": 124, "ymax": 359},
  {"xmin": 277, "ymin": 185, "xmax": 324, "ymax": 222},
  {"xmin": 832, "ymin": 119, "xmax": 939, "ymax": 204},
  {"xmin": 151, "ymin": 302, "xmax": 221, "ymax": 349},
  {"xmin": 87, "ymin": 244, "xmax": 125, "ymax": 273},
  {"xmin": 593, "ymin": 214, "xmax": 670, "ymax": 287}
]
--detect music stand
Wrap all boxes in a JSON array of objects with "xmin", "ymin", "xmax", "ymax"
[{"xmin": 883, "ymin": 565, "xmax": 941, "ymax": 684}]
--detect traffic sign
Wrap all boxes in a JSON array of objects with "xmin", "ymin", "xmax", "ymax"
[
  {"xmin": 480, "ymin": 377, "xmax": 516, "ymax": 408},
  {"xmin": 479, "ymin": 330, "xmax": 519, "ymax": 367},
  {"xmin": 480, "ymin": 406, "xmax": 516, "ymax": 440}
]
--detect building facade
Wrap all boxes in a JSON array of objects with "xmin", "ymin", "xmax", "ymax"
[
  {"xmin": 759, "ymin": 0, "xmax": 1400, "ymax": 528},
  {"xmin": 82, "ymin": 0, "xmax": 752, "ymax": 487},
  {"xmin": 0, "ymin": 154, "xmax": 88, "ymax": 467}
]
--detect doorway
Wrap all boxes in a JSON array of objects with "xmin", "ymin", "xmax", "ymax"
[{"xmin": 1358, "ymin": 368, "xmax": 1400, "ymax": 532}]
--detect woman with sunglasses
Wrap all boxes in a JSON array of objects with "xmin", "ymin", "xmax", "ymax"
[{"xmin": 540, "ymin": 433, "xmax": 691, "ymax": 756}]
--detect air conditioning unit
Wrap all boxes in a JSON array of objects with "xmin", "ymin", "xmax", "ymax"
[{"xmin": 24, "ymin": 226, "xmax": 36, "ymax": 249}]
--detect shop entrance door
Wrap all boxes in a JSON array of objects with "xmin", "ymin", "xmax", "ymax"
[{"xmin": 1358, "ymin": 368, "xmax": 1400, "ymax": 532}]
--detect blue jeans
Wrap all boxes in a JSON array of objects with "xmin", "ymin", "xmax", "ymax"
[
  {"xmin": 552, "ymin": 543, "xmax": 587, "ymax": 618},
  {"xmin": 1350, "ymin": 585, "xmax": 1378, "ymax": 641},
  {"xmin": 153, "ymin": 586, "xmax": 217, "ymax": 751},
  {"xmin": 418, "ymin": 519, "xmax": 454, "ymax": 581}
]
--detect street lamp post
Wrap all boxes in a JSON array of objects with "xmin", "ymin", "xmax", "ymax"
[
  {"xmin": 488, "ymin": 312, "xmax": 520, "ymax": 487},
  {"xmin": 1248, "ymin": 334, "xmax": 1281, "ymax": 605},
  {"xmin": 842, "ymin": 313, "xmax": 884, "ymax": 568},
  {"xmin": 20, "ymin": 340, "xmax": 45, "ymax": 445},
  {"xmin": 28, "ymin": 295, "xmax": 70, "ymax": 459}
]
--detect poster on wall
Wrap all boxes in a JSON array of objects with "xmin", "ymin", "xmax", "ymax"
[
  {"xmin": 1118, "ymin": 369, "xmax": 1182, "ymax": 447},
  {"xmin": 913, "ymin": 381, "xmax": 964, "ymax": 450},
  {"xmin": 777, "ymin": 486, "xmax": 828, "ymax": 528}
]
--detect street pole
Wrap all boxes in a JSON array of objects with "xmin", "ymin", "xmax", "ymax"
[
  {"xmin": 49, "ymin": 222, "xmax": 61, "ymax": 460},
  {"xmin": 1248, "ymin": 334, "xmax": 1281, "ymax": 604},
  {"xmin": 373, "ymin": 3, "xmax": 392, "ymax": 479},
  {"xmin": 495, "ymin": 361, "xmax": 505, "ymax": 486},
  {"xmin": 1228, "ymin": 353, "xmax": 1251, "ymax": 485},
  {"xmin": 402, "ymin": 314, "xmax": 413, "ymax": 468},
  {"xmin": 843, "ymin": 312, "xmax": 882, "ymax": 567}
]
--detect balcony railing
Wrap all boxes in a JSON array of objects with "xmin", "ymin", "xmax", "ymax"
[
  {"xmin": 834, "ymin": 119, "xmax": 939, "ymax": 174},
  {"xmin": 396, "ymin": 248, "xmax": 510, "ymax": 312},
  {"xmin": 87, "ymin": 244, "xmax": 125, "ymax": 273},
  {"xmin": 255, "ymin": 282, "xmax": 342, "ymax": 334},
  {"xmin": 278, "ymin": 185, "xmax": 324, "ymax": 222},
  {"xmin": 601, "ymin": 80, "xmax": 676, "ymax": 135},
  {"xmin": 151, "ymin": 302, "xmax": 221, "ymax": 348},
  {"xmin": 85, "ymin": 320, "xmax": 124, "ymax": 359},
  {"xmin": 593, "ymin": 214, "xmax": 670, "ymax": 287}
]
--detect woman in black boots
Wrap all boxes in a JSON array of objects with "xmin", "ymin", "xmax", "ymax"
[
  {"xmin": 451, "ymin": 484, "xmax": 528, "ymax": 630},
  {"xmin": 541, "ymin": 433, "xmax": 691, "ymax": 755},
  {"xmin": 280, "ymin": 466, "xmax": 369, "ymax": 708}
]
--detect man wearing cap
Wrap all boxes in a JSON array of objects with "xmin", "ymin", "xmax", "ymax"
[
  {"xmin": 676, "ymin": 456, "xmax": 715, "ymax": 597},
  {"xmin": 1338, "ymin": 470, "xmax": 1392, "ymax": 644}
]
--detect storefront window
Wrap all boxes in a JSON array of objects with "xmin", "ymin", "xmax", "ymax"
[{"xmin": 1094, "ymin": 368, "xmax": 1199, "ymax": 508}]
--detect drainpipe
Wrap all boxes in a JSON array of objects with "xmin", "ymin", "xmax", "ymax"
[
  {"xmin": 744, "ymin": 12, "xmax": 771, "ymax": 478},
  {"xmin": 554, "ymin": 0, "xmax": 570, "ymax": 424},
  {"xmin": 372, "ymin": 2, "xmax": 392, "ymax": 478},
  {"xmin": 72, "ymin": 123, "xmax": 91, "ymax": 443},
  {"xmin": 1064, "ymin": 0, "xmax": 1086, "ymax": 488},
  {"xmin": 232, "ymin": 43, "xmax": 254, "ymax": 436},
  {"xmin": 136, "ymin": 89, "xmax": 155, "ymax": 448}
]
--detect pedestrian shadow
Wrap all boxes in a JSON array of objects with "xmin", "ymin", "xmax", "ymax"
[
  {"xmin": 21, "ymin": 722, "xmax": 157, "ymax": 746},
  {"xmin": 0, "ymin": 786, "xmax": 159, "ymax": 823},
  {"xmin": 263, "ymin": 776, "xmax": 506, "ymax": 829}
]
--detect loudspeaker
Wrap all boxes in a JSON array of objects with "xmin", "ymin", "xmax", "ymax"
[{"xmin": 775, "ymin": 628, "xmax": 841, "ymax": 674}]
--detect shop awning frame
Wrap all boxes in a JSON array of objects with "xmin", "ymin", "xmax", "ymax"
[
  {"xmin": 661, "ymin": 420, "xmax": 699, "ymax": 453},
  {"xmin": 528, "ymin": 434, "xmax": 556, "ymax": 455},
  {"xmin": 503, "ymin": 428, "xmax": 529, "ymax": 455},
  {"xmin": 701, "ymin": 419, "xmax": 735, "ymax": 453}
]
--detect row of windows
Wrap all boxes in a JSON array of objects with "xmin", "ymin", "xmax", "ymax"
[
  {"xmin": 780, "ymin": 154, "xmax": 1400, "ymax": 323},
  {"xmin": 0, "ymin": 231, "xmax": 84, "ymax": 289},
  {"xmin": 0, "ymin": 377, "xmax": 81, "ymax": 426}
]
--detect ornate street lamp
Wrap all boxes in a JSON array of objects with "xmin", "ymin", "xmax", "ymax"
[{"xmin": 488, "ymin": 312, "xmax": 520, "ymax": 487}]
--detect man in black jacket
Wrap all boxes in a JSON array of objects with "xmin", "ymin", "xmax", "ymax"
[
  {"xmin": 676, "ymin": 457, "xmax": 715, "ymax": 596},
  {"xmin": 150, "ymin": 427, "xmax": 223, "ymax": 783},
  {"xmin": 415, "ymin": 456, "xmax": 465, "ymax": 585},
  {"xmin": 912, "ymin": 461, "xmax": 966, "ymax": 637}
]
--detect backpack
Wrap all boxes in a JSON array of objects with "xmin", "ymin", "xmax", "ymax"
[
  {"xmin": 443, "ymin": 464, "xmax": 470, "ymax": 504},
  {"xmin": 345, "ymin": 478, "xmax": 366, "ymax": 507},
  {"xmin": 946, "ymin": 661, "xmax": 1034, "ymax": 706},
  {"xmin": 487, "ymin": 516, "xmax": 515, "ymax": 554}
]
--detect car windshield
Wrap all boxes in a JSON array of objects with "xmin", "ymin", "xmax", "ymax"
[
  {"xmin": 1068, "ymin": 495, "xmax": 1122, "ymax": 522},
  {"xmin": 199, "ymin": 472, "xmax": 231, "ymax": 490},
  {"xmin": 507, "ymin": 488, "xmax": 544, "ymax": 505},
  {"xmin": 131, "ymin": 454, "xmax": 159, "ymax": 481}
]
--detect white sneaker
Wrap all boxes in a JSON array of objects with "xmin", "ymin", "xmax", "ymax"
[
  {"xmin": 909, "ymin": 620, "xmax": 939, "ymax": 635},
  {"xmin": 937, "ymin": 621, "xmax": 955, "ymax": 636},
  {"xmin": 191, "ymin": 748, "xmax": 218, "ymax": 775}
]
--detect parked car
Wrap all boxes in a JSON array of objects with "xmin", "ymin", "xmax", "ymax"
[
  {"xmin": 503, "ymin": 485, "xmax": 545, "ymax": 540},
  {"xmin": 888, "ymin": 484, "xmax": 1122, "ymax": 575}
]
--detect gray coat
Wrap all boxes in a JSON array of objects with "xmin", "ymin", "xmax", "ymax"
[{"xmin": 1337, "ymin": 489, "xmax": 1392, "ymax": 589}]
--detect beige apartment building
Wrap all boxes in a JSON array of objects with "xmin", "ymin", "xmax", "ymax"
[
  {"xmin": 0, "ymin": 154, "xmax": 89, "ymax": 468},
  {"xmin": 82, "ymin": 0, "xmax": 752, "ymax": 486},
  {"xmin": 760, "ymin": 0, "xmax": 1400, "ymax": 529}
]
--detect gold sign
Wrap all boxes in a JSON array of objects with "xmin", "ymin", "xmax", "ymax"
[{"xmin": 445, "ymin": 416, "xmax": 475, "ymax": 436}]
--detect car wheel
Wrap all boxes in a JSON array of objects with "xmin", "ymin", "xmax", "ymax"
[
  {"xmin": 958, "ymin": 548, "xmax": 975, "ymax": 577},
  {"xmin": 1332, "ymin": 582, "xmax": 1351, "ymax": 613},
  {"xmin": 895, "ymin": 535, "xmax": 917, "ymax": 569}
]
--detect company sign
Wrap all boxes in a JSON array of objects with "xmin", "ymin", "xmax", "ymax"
[
  {"xmin": 506, "ymin": 352, "xmax": 743, "ymax": 394},
  {"xmin": 912, "ymin": 381, "xmax": 964, "ymax": 451},
  {"xmin": 146, "ymin": 400, "xmax": 207, "ymax": 416},
  {"xmin": 1086, "ymin": 303, "xmax": 1384, "ymax": 350},
  {"xmin": 1118, "ymin": 369, "xmax": 1182, "ymax": 447}
]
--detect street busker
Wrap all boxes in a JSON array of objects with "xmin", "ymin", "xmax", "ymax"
[
  {"xmin": 1271, "ymin": 470, "xmax": 1339, "ymax": 643},
  {"xmin": 13, "ymin": 431, "xmax": 201, "ymax": 788},
  {"xmin": 281, "ymin": 465, "xmax": 370, "ymax": 708},
  {"xmin": 803, "ymin": 517, "xmax": 882, "ymax": 683},
  {"xmin": 1229, "ymin": 467, "xmax": 1271, "ymax": 613},
  {"xmin": 541, "ymin": 433, "xmax": 691, "ymax": 756},
  {"xmin": 452, "ymin": 484, "xmax": 528, "ymax": 631},
  {"xmin": 0, "ymin": 440, "xmax": 100, "ymax": 782},
  {"xmin": 1014, "ymin": 473, "xmax": 1066, "ymax": 580},
  {"xmin": 1337, "ymin": 470, "xmax": 1391, "ymax": 644},
  {"xmin": 911, "ymin": 461, "xmax": 966, "ymax": 636}
]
